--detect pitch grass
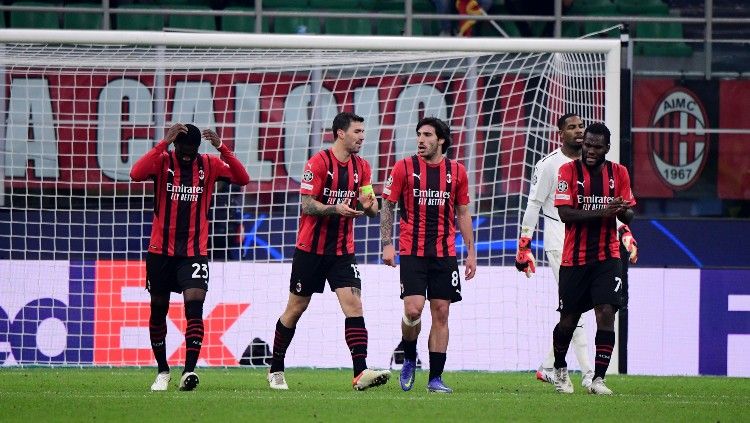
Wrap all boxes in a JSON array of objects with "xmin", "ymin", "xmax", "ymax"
[{"xmin": 1, "ymin": 368, "xmax": 748, "ymax": 422}]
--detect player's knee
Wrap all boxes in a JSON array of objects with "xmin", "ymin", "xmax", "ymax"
[
  {"xmin": 430, "ymin": 304, "xmax": 450, "ymax": 326},
  {"xmin": 403, "ymin": 304, "xmax": 423, "ymax": 322},
  {"xmin": 184, "ymin": 300, "xmax": 204, "ymax": 320},
  {"xmin": 150, "ymin": 301, "xmax": 169, "ymax": 319},
  {"xmin": 402, "ymin": 313, "xmax": 421, "ymax": 327}
]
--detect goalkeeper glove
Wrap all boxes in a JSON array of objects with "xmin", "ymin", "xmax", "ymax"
[
  {"xmin": 515, "ymin": 236, "xmax": 536, "ymax": 278},
  {"xmin": 618, "ymin": 224, "xmax": 638, "ymax": 264}
]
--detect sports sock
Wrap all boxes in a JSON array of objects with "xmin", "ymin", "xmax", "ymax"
[
  {"xmin": 594, "ymin": 330, "xmax": 616, "ymax": 379},
  {"xmin": 271, "ymin": 319, "xmax": 296, "ymax": 373},
  {"xmin": 183, "ymin": 300, "xmax": 204, "ymax": 373},
  {"xmin": 149, "ymin": 302, "xmax": 169, "ymax": 373},
  {"xmin": 572, "ymin": 320, "xmax": 593, "ymax": 375},
  {"xmin": 402, "ymin": 338, "xmax": 418, "ymax": 362},
  {"xmin": 552, "ymin": 323, "xmax": 575, "ymax": 369},
  {"xmin": 344, "ymin": 316, "xmax": 368, "ymax": 376},
  {"xmin": 428, "ymin": 352, "xmax": 446, "ymax": 380}
]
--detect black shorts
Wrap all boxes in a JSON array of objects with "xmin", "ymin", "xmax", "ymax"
[
  {"xmin": 558, "ymin": 258, "xmax": 622, "ymax": 314},
  {"xmin": 399, "ymin": 255, "xmax": 462, "ymax": 303},
  {"xmin": 145, "ymin": 252, "xmax": 209, "ymax": 294},
  {"xmin": 289, "ymin": 248, "xmax": 361, "ymax": 296}
]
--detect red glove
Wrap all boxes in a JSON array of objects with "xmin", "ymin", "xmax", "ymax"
[
  {"xmin": 618, "ymin": 224, "xmax": 638, "ymax": 264},
  {"xmin": 515, "ymin": 236, "xmax": 536, "ymax": 278}
]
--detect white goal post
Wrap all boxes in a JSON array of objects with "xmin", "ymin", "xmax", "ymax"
[{"xmin": 0, "ymin": 29, "xmax": 620, "ymax": 370}]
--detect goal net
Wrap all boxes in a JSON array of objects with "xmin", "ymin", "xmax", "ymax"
[{"xmin": 0, "ymin": 30, "xmax": 619, "ymax": 370}]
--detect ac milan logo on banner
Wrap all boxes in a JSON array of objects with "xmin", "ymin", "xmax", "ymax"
[{"xmin": 649, "ymin": 87, "xmax": 709, "ymax": 191}]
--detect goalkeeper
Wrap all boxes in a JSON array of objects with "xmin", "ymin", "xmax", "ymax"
[{"xmin": 515, "ymin": 113, "xmax": 639, "ymax": 389}]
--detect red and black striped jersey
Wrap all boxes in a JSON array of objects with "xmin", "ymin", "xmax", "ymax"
[
  {"xmin": 296, "ymin": 149, "xmax": 372, "ymax": 255},
  {"xmin": 554, "ymin": 160, "xmax": 636, "ymax": 266},
  {"xmin": 130, "ymin": 140, "xmax": 250, "ymax": 257},
  {"xmin": 382, "ymin": 155, "xmax": 469, "ymax": 257}
]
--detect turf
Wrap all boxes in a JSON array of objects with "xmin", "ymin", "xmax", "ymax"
[{"xmin": 1, "ymin": 368, "xmax": 747, "ymax": 422}]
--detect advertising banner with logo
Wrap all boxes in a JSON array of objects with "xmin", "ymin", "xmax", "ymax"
[
  {"xmin": 717, "ymin": 80, "xmax": 750, "ymax": 199},
  {"xmin": 633, "ymin": 79, "xmax": 750, "ymax": 200},
  {"xmin": 633, "ymin": 79, "xmax": 719, "ymax": 198},
  {"xmin": 2, "ymin": 259, "xmax": 748, "ymax": 376}
]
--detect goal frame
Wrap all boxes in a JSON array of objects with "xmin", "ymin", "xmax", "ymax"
[{"xmin": 0, "ymin": 29, "xmax": 622, "ymax": 370}]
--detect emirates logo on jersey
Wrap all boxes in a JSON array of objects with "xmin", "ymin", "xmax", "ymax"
[
  {"xmin": 413, "ymin": 188, "xmax": 450, "ymax": 206},
  {"xmin": 166, "ymin": 182, "xmax": 203, "ymax": 202},
  {"xmin": 577, "ymin": 194, "xmax": 616, "ymax": 211},
  {"xmin": 323, "ymin": 187, "xmax": 356, "ymax": 205},
  {"xmin": 649, "ymin": 87, "xmax": 709, "ymax": 191}
]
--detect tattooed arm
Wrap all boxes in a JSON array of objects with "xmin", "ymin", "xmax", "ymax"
[
  {"xmin": 380, "ymin": 199, "xmax": 398, "ymax": 267},
  {"xmin": 301, "ymin": 195, "xmax": 364, "ymax": 217}
]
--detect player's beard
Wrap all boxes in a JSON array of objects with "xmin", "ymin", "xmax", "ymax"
[{"xmin": 584, "ymin": 154, "xmax": 605, "ymax": 169}]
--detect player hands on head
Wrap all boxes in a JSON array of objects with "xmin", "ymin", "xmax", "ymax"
[
  {"xmin": 130, "ymin": 122, "xmax": 249, "ymax": 392},
  {"xmin": 550, "ymin": 122, "xmax": 637, "ymax": 396},
  {"xmin": 380, "ymin": 116, "xmax": 477, "ymax": 394},
  {"xmin": 266, "ymin": 112, "xmax": 390, "ymax": 392}
]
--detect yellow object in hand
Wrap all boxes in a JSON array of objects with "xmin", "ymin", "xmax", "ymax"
[{"xmin": 360, "ymin": 185, "xmax": 374, "ymax": 196}]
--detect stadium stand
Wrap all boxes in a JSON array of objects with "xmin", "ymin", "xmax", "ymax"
[
  {"xmin": 63, "ymin": 3, "xmax": 103, "ymax": 30},
  {"xmin": 10, "ymin": 1, "xmax": 60, "ymax": 29}
]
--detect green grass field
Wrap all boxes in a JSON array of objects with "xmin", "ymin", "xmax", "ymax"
[{"xmin": 1, "ymin": 368, "xmax": 747, "ymax": 422}]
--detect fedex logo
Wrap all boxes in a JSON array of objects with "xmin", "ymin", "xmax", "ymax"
[
  {"xmin": 93, "ymin": 261, "xmax": 249, "ymax": 366},
  {"xmin": 699, "ymin": 270, "xmax": 750, "ymax": 376},
  {"xmin": 0, "ymin": 261, "xmax": 94, "ymax": 365}
]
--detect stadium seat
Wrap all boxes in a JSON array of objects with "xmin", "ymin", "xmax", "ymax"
[
  {"xmin": 221, "ymin": 6, "xmax": 257, "ymax": 33},
  {"xmin": 375, "ymin": 0, "xmax": 433, "ymax": 12},
  {"xmin": 615, "ymin": 0, "xmax": 669, "ymax": 16},
  {"xmin": 325, "ymin": 16, "xmax": 372, "ymax": 35},
  {"xmin": 309, "ymin": 0, "xmax": 358, "ymax": 9},
  {"xmin": 272, "ymin": 13, "xmax": 321, "ymax": 34},
  {"xmin": 115, "ymin": 4, "xmax": 165, "ymax": 31},
  {"xmin": 636, "ymin": 21, "xmax": 693, "ymax": 56},
  {"xmin": 564, "ymin": 1, "xmax": 620, "ymax": 38},
  {"xmin": 358, "ymin": 0, "xmax": 378, "ymax": 10},
  {"xmin": 159, "ymin": 0, "xmax": 212, "ymax": 6},
  {"xmin": 10, "ymin": 1, "xmax": 60, "ymax": 29},
  {"xmin": 167, "ymin": 5, "xmax": 217, "ymax": 32},
  {"xmin": 376, "ymin": 18, "xmax": 427, "ymax": 36},
  {"xmin": 264, "ymin": 0, "xmax": 309, "ymax": 9},
  {"xmin": 63, "ymin": 3, "xmax": 103, "ymax": 30}
]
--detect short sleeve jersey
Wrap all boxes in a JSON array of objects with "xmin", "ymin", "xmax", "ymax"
[
  {"xmin": 554, "ymin": 159, "xmax": 636, "ymax": 266},
  {"xmin": 296, "ymin": 149, "xmax": 372, "ymax": 255},
  {"xmin": 382, "ymin": 155, "xmax": 469, "ymax": 257}
]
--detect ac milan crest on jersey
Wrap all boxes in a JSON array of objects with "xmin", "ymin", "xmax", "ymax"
[{"xmin": 649, "ymin": 87, "xmax": 709, "ymax": 191}]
